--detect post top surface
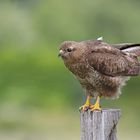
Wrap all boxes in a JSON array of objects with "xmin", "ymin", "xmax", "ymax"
[
  {"xmin": 80, "ymin": 108, "xmax": 121, "ymax": 113},
  {"xmin": 100, "ymin": 108, "xmax": 121, "ymax": 112}
]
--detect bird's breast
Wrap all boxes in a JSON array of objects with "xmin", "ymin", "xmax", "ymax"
[{"xmin": 65, "ymin": 61, "xmax": 90, "ymax": 79}]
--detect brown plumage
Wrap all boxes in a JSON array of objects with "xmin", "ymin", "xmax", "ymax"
[{"xmin": 58, "ymin": 39, "xmax": 140, "ymax": 111}]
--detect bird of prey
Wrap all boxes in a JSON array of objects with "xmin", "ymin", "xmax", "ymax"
[{"xmin": 58, "ymin": 38, "xmax": 140, "ymax": 111}]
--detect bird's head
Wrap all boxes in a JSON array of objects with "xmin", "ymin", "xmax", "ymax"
[{"xmin": 58, "ymin": 41, "xmax": 87, "ymax": 63}]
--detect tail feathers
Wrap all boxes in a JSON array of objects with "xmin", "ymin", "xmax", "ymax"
[
  {"xmin": 122, "ymin": 46, "xmax": 140, "ymax": 56},
  {"xmin": 112, "ymin": 43, "xmax": 140, "ymax": 56}
]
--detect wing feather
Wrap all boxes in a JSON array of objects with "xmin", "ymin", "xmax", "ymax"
[
  {"xmin": 112, "ymin": 43, "xmax": 140, "ymax": 56},
  {"xmin": 87, "ymin": 47, "xmax": 140, "ymax": 76}
]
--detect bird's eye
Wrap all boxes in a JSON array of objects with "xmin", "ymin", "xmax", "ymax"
[{"xmin": 66, "ymin": 48, "xmax": 72, "ymax": 52}]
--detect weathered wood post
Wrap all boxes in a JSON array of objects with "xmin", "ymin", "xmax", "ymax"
[{"xmin": 80, "ymin": 109, "xmax": 121, "ymax": 140}]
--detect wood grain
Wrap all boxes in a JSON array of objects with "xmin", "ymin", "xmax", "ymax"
[{"xmin": 80, "ymin": 109, "xmax": 121, "ymax": 140}]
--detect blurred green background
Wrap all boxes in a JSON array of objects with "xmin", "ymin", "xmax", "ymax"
[{"xmin": 0, "ymin": 0, "xmax": 140, "ymax": 140}]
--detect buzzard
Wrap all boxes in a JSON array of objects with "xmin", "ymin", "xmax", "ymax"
[{"xmin": 58, "ymin": 38, "xmax": 140, "ymax": 111}]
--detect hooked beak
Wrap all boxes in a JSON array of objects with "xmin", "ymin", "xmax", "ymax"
[{"xmin": 58, "ymin": 50, "xmax": 64, "ymax": 57}]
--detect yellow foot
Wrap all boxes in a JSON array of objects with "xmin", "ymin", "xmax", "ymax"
[
  {"xmin": 90, "ymin": 96, "xmax": 101, "ymax": 111},
  {"xmin": 79, "ymin": 104, "xmax": 90, "ymax": 111},
  {"xmin": 90, "ymin": 104, "xmax": 101, "ymax": 111},
  {"xmin": 79, "ymin": 104, "xmax": 94, "ymax": 111},
  {"xmin": 79, "ymin": 95, "xmax": 92, "ymax": 111}
]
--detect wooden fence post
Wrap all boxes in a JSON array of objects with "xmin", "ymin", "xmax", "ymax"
[{"xmin": 80, "ymin": 109, "xmax": 121, "ymax": 140}]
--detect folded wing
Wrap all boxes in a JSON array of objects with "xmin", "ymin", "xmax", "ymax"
[{"xmin": 87, "ymin": 47, "xmax": 140, "ymax": 77}]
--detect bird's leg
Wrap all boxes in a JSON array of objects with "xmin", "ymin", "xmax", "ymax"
[
  {"xmin": 90, "ymin": 96, "xmax": 101, "ymax": 111},
  {"xmin": 79, "ymin": 95, "xmax": 91, "ymax": 111}
]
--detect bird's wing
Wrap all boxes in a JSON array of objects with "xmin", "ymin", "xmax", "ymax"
[
  {"xmin": 112, "ymin": 43, "xmax": 140, "ymax": 56},
  {"xmin": 87, "ymin": 47, "xmax": 140, "ymax": 77}
]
